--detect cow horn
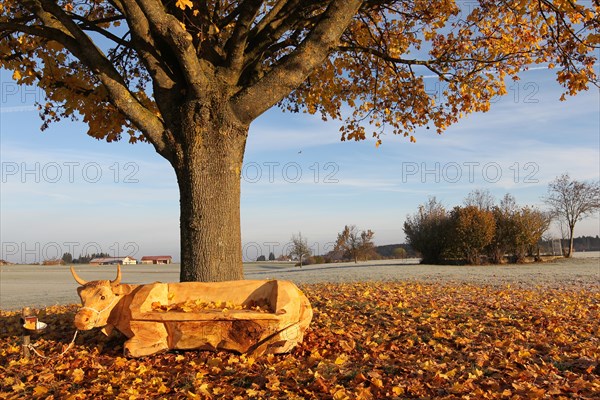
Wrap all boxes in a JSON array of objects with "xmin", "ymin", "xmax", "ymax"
[
  {"xmin": 111, "ymin": 264, "xmax": 122, "ymax": 286},
  {"xmin": 70, "ymin": 266, "xmax": 88, "ymax": 285}
]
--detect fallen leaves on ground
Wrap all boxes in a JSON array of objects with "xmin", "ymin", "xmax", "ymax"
[
  {"xmin": 151, "ymin": 299, "xmax": 272, "ymax": 314},
  {"xmin": 1, "ymin": 281, "xmax": 599, "ymax": 399}
]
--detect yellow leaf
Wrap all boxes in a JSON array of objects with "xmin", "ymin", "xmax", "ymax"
[
  {"xmin": 392, "ymin": 386, "xmax": 404, "ymax": 395},
  {"xmin": 370, "ymin": 377, "xmax": 383, "ymax": 388},
  {"xmin": 197, "ymin": 383, "xmax": 211, "ymax": 396},
  {"xmin": 33, "ymin": 386, "xmax": 49, "ymax": 396},
  {"xmin": 212, "ymin": 386, "xmax": 225, "ymax": 395},
  {"xmin": 468, "ymin": 368, "xmax": 484, "ymax": 379},
  {"xmin": 242, "ymin": 355, "xmax": 255, "ymax": 367},
  {"xmin": 12, "ymin": 381, "xmax": 25, "ymax": 392},
  {"xmin": 12, "ymin": 70, "xmax": 22, "ymax": 81},
  {"xmin": 72, "ymin": 368, "xmax": 84, "ymax": 383},
  {"xmin": 114, "ymin": 357, "xmax": 127, "ymax": 368},
  {"xmin": 175, "ymin": 0, "xmax": 193, "ymax": 10},
  {"xmin": 136, "ymin": 364, "xmax": 149, "ymax": 374},
  {"xmin": 157, "ymin": 383, "xmax": 169, "ymax": 394},
  {"xmin": 334, "ymin": 355, "xmax": 347, "ymax": 365},
  {"xmin": 332, "ymin": 387, "xmax": 350, "ymax": 400}
]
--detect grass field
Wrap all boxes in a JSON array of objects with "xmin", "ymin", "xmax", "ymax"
[{"xmin": 1, "ymin": 254, "xmax": 598, "ymax": 311}]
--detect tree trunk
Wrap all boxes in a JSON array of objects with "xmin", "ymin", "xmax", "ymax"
[
  {"xmin": 490, "ymin": 246, "xmax": 504, "ymax": 264},
  {"xmin": 567, "ymin": 224, "xmax": 575, "ymax": 258},
  {"xmin": 173, "ymin": 100, "xmax": 248, "ymax": 282}
]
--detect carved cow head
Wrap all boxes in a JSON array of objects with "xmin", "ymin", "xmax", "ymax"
[{"xmin": 71, "ymin": 265, "xmax": 130, "ymax": 330}]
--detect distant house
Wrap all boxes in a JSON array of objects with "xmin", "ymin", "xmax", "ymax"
[
  {"xmin": 140, "ymin": 256, "xmax": 173, "ymax": 265},
  {"xmin": 90, "ymin": 256, "xmax": 137, "ymax": 265}
]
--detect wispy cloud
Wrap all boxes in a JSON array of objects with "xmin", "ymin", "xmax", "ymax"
[{"xmin": 0, "ymin": 105, "xmax": 37, "ymax": 113}]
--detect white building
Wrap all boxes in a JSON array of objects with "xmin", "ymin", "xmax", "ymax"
[{"xmin": 89, "ymin": 256, "xmax": 137, "ymax": 265}]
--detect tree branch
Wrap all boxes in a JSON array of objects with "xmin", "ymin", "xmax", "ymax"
[
  {"xmin": 134, "ymin": 0, "xmax": 210, "ymax": 96},
  {"xmin": 223, "ymin": 0, "xmax": 264, "ymax": 78},
  {"xmin": 251, "ymin": 0, "xmax": 288, "ymax": 35},
  {"xmin": 232, "ymin": 0, "xmax": 364, "ymax": 123},
  {"xmin": 336, "ymin": 45, "xmax": 451, "ymax": 80},
  {"xmin": 24, "ymin": 0, "xmax": 169, "ymax": 155},
  {"xmin": 71, "ymin": 15, "xmax": 131, "ymax": 47},
  {"xmin": 120, "ymin": 0, "xmax": 180, "ymax": 128},
  {"xmin": 0, "ymin": 21, "xmax": 74, "ymax": 46},
  {"xmin": 244, "ymin": 0, "xmax": 315, "ymax": 64}
]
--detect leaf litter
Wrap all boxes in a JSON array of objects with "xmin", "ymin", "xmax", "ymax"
[{"xmin": 1, "ymin": 281, "xmax": 598, "ymax": 399}]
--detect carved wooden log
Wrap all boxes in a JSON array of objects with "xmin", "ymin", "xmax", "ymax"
[
  {"xmin": 72, "ymin": 266, "xmax": 312, "ymax": 357},
  {"xmin": 123, "ymin": 280, "xmax": 312, "ymax": 357}
]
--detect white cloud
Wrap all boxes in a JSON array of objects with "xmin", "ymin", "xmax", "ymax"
[{"xmin": 0, "ymin": 105, "xmax": 37, "ymax": 113}]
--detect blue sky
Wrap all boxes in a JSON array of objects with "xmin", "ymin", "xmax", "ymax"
[{"xmin": 1, "ymin": 67, "xmax": 599, "ymax": 263}]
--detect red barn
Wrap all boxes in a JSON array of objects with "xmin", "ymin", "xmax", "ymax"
[{"xmin": 140, "ymin": 256, "xmax": 172, "ymax": 265}]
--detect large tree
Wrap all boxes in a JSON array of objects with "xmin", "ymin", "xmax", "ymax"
[
  {"xmin": 449, "ymin": 205, "xmax": 496, "ymax": 265},
  {"xmin": 544, "ymin": 174, "xmax": 600, "ymax": 258},
  {"xmin": 1, "ymin": 1, "xmax": 597, "ymax": 281},
  {"xmin": 487, "ymin": 194, "xmax": 550, "ymax": 263},
  {"xmin": 488, "ymin": 194, "xmax": 519, "ymax": 264},
  {"xmin": 289, "ymin": 232, "xmax": 311, "ymax": 266},
  {"xmin": 511, "ymin": 205, "xmax": 551, "ymax": 261},
  {"xmin": 403, "ymin": 197, "xmax": 450, "ymax": 264}
]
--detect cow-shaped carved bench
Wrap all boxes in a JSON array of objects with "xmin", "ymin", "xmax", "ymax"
[{"xmin": 71, "ymin": 265, "xmax": 312, "ymax": 357}]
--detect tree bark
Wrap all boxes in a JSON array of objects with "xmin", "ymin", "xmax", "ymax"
[
  {"xmin": 173, "ymin": 100, "xmax": 248, "ymax": 282},
  {"xmin": 567, "ymin": 224, "xmax": 575, "ymax": 258}
]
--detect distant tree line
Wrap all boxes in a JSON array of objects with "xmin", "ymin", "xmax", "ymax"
[
  {"xmin": 568, "ymin": 236, "xmax": 600, "ymax": 252},
  {"xmin": 255, "ymin": 253, "xmax": 276, "ymax": 262},
  {"xmin": 264, "ymin": 174, "xmax": 598, "ymax": 266},
  {"xmin": 404, "ymin": 190, "xmax": 552, "ymax": 265},
  {"xmin": 374, "ymin": 244, "xmax": 417, "ymax": 259},
  {"xmin": 276, "ymin": 226, "xmax": 378, "ymax": 266},
  {"xmin": 62, "ymin": 252, "xmax": 111, "ymax": 264},
  {"xmin": 535, "ymin": 236, "xmax": 600, "ymax": 254}
]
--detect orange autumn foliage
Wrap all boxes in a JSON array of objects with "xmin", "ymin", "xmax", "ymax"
[
  {"xmin": 0, "ymin": 1, "xmax": 598, "ymax": 144},
  {"xmin": 2, "ymin": 281, "xmax": 599, "ymax": 399}
]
